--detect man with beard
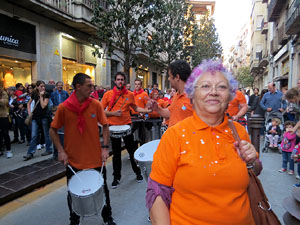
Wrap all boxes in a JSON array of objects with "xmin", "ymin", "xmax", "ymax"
[
  {"xmin": 101, "ymin": 72, "xmax": 151, "ymax": 188},
  {"xmin": 151, "ymin": 60, "xmax": 193, "ymax": 127},
  {"xmin": 50, "ymin": 73, "xmax": 116, "ymax": 225}
]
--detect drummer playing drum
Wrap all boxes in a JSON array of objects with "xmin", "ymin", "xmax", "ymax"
[
  {"xmin": 101, "ymin": 72, "xmax": 152, "ymax": 189},
  {"xmin": 50, "ymin": 73, "xmax": 116, "ymax": 225}
]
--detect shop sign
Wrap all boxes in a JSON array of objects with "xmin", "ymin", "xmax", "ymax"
[
  {"xmin": 0, "ymin": 13, "xmax": 36, "ymax": 54},
  {"xmin": 0, "ymin": 34, "xmax": 19, "ymax": 47}
]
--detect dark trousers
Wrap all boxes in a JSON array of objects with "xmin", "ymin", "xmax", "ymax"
[
  {"xmin": 16, "ymin": 116, "xmax": 26, "ymax": 141},
  {"xmin": 0, "ymin": 117, "xmax": 11, "ymax": 151},
  {"xmin": 11, "ymin": 115, "xmax": 19, "ymax": 141},
  {"xmin": 111, "ymin": 133, "xmax": 141, "ymax": 180},
  {"xmin": 66, "ymin": 166, "xmax": 112, "ymax": 224},
  {"xmin": 131, "ymin": 120, "xmax": 145, "ymax": 144}
]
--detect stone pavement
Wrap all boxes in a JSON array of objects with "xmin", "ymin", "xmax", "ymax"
[{"xmin": 0, "ymin": 140, "xmax": 64, "ymax": 205}]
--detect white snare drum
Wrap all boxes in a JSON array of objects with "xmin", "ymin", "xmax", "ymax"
[
  {"xmin": 68, "ymin": 169, "xmax": 104, "ymax": 216},
  {"xmin": 134, "ymin": 139, "xmax": 160, "ymax": 182},
  {"xmin": 109, "ymin": 125, "xmax": 131, "ymax": 138}
]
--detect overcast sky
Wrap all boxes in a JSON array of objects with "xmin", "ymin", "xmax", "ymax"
[{"xmin": 213, "ymin": 0, "xmax": 252, "ymax": 55}]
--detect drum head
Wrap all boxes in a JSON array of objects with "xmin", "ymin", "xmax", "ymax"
[
  {"xmin": 134, "ymin": 139, "xmax": 160, "ymax": 162},
  {"xmin": 68, "ymin": 170, "xmax": 104, "ymax": 196},
  {"xmin": 109, "ymin": 125, "xmax": 130, "ymax": 132}
]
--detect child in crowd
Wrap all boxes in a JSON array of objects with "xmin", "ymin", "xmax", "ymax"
[
  {"xmin": 279, "ymin": 121, "xmax": 299, "ymax": 175},
  {"xmin": 51, "ymin": 106, "xmax": 64, "ymax": 160},
  {"xmin": 266, "ymin": 118, "xmax": 282, "ymax": 148},
  {"xmin": 292, "ymin": 127, "xmax": 300, "ymax": 187}
]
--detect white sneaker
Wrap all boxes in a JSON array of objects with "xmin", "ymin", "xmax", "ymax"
[
  {"xmin": 42, "ymin": 144, "xmax": 46, "ymax": 149},
  {"xmin": 37, "ymin": 144, "xmax": 42, "ymax": 150},
  {"xmin": 296, "ymin": 175, "xmax": 300, "ymax": 180},
  {"xmin": 6, "ymin": 151, "xmax": 13, "ymax": 158}
]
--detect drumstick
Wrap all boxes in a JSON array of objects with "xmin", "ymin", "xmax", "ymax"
[
  {"xmin": 68, "ymin": 165, "xmax": 84, "ymax": 185},
  {"xmin": 120, "ymin": 97, "xmax": 128, "ymax": 110}
]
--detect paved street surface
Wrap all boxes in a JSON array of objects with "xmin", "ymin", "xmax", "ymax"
[
  {"xmin": 0, "ymin": 154, "xmax": 149, "ymax": 225},
  {"xmin": 0, "ymin": 135, "xmax": 53, "ymax": 175},
  {"xmin": 0, "ymin": 138, "xmax": 299, "ymax": 225}
]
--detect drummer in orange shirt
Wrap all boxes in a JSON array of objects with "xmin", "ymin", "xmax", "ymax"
[
  {"xmin": 50, "ymin": 73, "xmax": 116, "ymax": 225},
  {"xmin": 145, "ymin": 90, "xmax": 169, "ymax": 141},
  {"xmin": 226, "ymin": 89, "xmax": 248, "ymax": 125},
  {"xmin": 151, "ymin": 60, "xmax": 193, "ymax": 128},
  {"xmin": 131, "ymin": 79, "xmax": 148, "ymax": 144},
  {"xmin": 147, "ymin": 60, "xmax": 258, "ymax": 225},
  {"xmin": 101, "ymin": 72, "xmax": 151, "ymax": 189}
]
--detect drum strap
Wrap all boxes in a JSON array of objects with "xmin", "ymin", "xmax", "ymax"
[{"xmin": 109, "ymin": 94, "xmax": 123, "ymax": 111}]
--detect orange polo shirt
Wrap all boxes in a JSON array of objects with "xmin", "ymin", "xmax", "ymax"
[
  {"xmin": 101, "ymin": 89, "xmax": 136, "ymax": 125},
  {"xmin": 168, "ymin": 92, "xmax": 193, "ymax": 127},
  {"xmin": 51, "ymin": 99, "xmax": 108, "ymax": 169},
  {"xmin": 149, "ymin": 99, "xmax": 169, "ymax": 118},
  {"xmin": 150, "ymin": 112, "xmax": 255, "ymax": 225},
  {"xmin": 226, "ymin": 90, "xmax": 247, "ymax": 117},
  {"xmin": 131, "ymin": 90, "xmax": 148, "ymax": 115}
]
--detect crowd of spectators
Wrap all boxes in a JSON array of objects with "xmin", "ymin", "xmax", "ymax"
[{"xmin": 0, "ymin": 79, "xmax": 175, "ymax": 160}]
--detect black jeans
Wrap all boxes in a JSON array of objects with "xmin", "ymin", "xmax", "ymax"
[
  {"xmin": 131, "ymin": 119, "xmax": 145, "ymax": 145},
  {"xmin": 66, "ymin": 166, "xmax": 112, "ymax": 224},
  {"xmin": 16, "ymin": 115, "xmax": 26, "ymax": 141},
  {"xmin": 111, "ymin": 133, "xmax": 141, "ymax": 180},
  {"xmin": 0, "ymin": 117, "xmax": 11, "ymax": 151}
]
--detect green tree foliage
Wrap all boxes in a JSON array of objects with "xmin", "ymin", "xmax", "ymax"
[
  {"xmin": 146, "ymin": 0, "xmax": 196, "ymax": 65},
  {"xmin": 192, "ymin": 12, "xmax": 223, "ymax": 67},
  {"xmin": 91, "ymin": 0, "xmax": 163, "ymax": 78},
  {"xmin": 236, "ymin": 66, "xmax": 254, "ymax": 88}
]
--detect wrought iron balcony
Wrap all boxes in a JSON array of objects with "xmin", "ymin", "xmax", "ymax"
[
  {"xmin": 278, "ymin": 24, "xmax": 289, "ymax": 45},
  {"xmin": 250, "ymin": 58, "xmax": 260, "ymax": 73},
  {"xmin": 268, "ymin": 0, "xmax": 286, "ymax": 22},
  {"xmin": 286, "ymin": 0, "xmax": 300, "ymax": 35},
  {"xmin": 8, "ymin": 0, "xmax": 106, "ymax": 35},
  {"xmin": 261, "ymin": 18, "xmax": 268, "ymax": 34}
]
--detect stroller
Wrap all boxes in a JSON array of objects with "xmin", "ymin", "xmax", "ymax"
[{"xmin": 262, "ymin": 111, "xmax": 284, "ymax": 153}]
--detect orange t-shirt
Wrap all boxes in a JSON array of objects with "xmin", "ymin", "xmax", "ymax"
[
  {"xmin": 131, "ymin": 90, "xmax": 148, "ymax": 115},
  {"xmin": 226, "ymin": 90, "xmax": 247, "ymax": 117},
  {"xmin": 168, "ymin": 92, "xmax": 193, "ymax": 127},
  {"xmin": 149, "ymin": 99, "xmax": 169, "ymax": 118},
  {"xmin": 51, "ymin": 99, "xmax": 108, "ymax": 169},
  {"xmin": 150, "ymin": 112, "xmax": 255, "ymax": 225},
  {"xmin": 101, "ymin": 89, "xmax": 136, "ymax": 125}
]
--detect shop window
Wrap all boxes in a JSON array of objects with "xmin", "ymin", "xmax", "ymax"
[
  {"xmin": 152, "ymin": 72, "xmax": 157, "ymax": 85},
  {"xmin": 0, "ymin": 58, "xmax": 32, "ymax": 88},
  {"xmin": 62, "ymin": 58, "xmax": 95, "ymax": 92},
  {"xmin": 136, "ymin": 68, "xmax": 149, "ymax": 88}
]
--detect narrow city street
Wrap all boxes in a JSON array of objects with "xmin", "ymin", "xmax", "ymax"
[{"xmin": 0, "ymin": 142, "xmax": 299, "ymax": 225}]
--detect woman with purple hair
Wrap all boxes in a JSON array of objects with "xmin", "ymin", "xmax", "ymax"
[{"xmin": 146, "ymin": 60, "xmax": 259, "ymax": 225}]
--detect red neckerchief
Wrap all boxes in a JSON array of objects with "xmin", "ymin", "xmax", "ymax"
[
  {"xmin": 133, "ymin": 88, "xmax": 144, "ymax": 96},
  {"xmin": 109, "ymin": 86, "xmax": 128, "ymax": 109},
  {"xmin": 63, "ymin": 91, "xmax": 92, "ymax": 135}
]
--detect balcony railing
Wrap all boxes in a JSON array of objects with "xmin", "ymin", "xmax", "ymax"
[
  {"xmin": 268, "ymin": 0, "xmax": 286, "ymax": 22},
  {"xmin": 42, "ymin": 0, "xmax": 72, "ymax": 14},
  {"xmin": 42, "ymin": 0, "xmax": 107, "ymax": 13},
  {"xmin": 261, "ymin": 18, "xmax": 268, "ymax": 34},
  {"xmin": 278, "ymin": 24, "xmax": 288, "ymax": 45},
  {"xmin": 286, "ymin": 0, "xmax": 300, "ymax": 35}
]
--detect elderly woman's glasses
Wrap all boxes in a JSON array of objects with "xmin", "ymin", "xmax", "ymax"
[{"xmin": 194, "ymin": 82, "xmax": 229, "ymax": 93}]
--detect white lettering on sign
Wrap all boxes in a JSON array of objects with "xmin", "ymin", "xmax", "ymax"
[{"xmin": 0, "ymin": 35, "xmax": 19, "ymax": 47}]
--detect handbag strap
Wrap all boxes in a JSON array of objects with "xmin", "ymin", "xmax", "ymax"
[
  {"xmin": 108, "ymin": 94, "xmax": 123, "ymax": 111},
  {"xmin": 228, "ymin": 120, "xmax": 241, "ymax": 145},
  {"xmin": 31, "ymin": 99, "xmax": 40, "ymax": 113}
]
